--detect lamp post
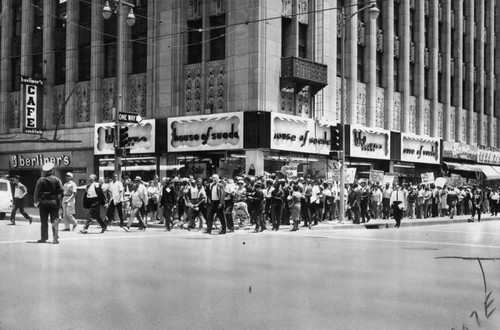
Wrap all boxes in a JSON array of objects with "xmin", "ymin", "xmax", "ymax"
[
  {"xmin": 103, "ymin": 0, "xmax": 136, "ymax": 179},
  {"xmin": 338, "ymin": 3, "xmax": 379, "ymax": 223}
]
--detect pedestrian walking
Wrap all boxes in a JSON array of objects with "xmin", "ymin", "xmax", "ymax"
[
  {"xmin": 204, "ymin": 174, "xmax": 226, "ymax": 234},
  {"xmin": 469, "ymin": 189, "xmax": 483, "ymax": 223},
  {"xmin": 106, "ymin": 173, "xmax": 126, "ymax": 228},
  {"xmin": 390, "ymin": 184, "xmax": 406, "ymax": 228},
  {"xmin": 9, "ymin": 175, "xmax": 33, "ymax": 225},
  {"xmin": 124, "ymin": 180, "xmax": 148, "ymax": 231},
  {"xmin": 289, "ymin": 184, "xmax": 302, "ymax": 231},
  {"xmin": 61, "ymin": 172, "xmax": 78, "ymax": 231},
  {"xmin": 33, "ymin": 163, "xmax": 63, "ymax": 244},
  {"xmin": 80, "ymin": 174, "xmax": 108, "ymax": 234},
  {"xmin": 160, "ymin": 178, "xmax": 176, "ymax": 231}
]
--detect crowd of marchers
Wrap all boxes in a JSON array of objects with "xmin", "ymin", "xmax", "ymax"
[
  {"xmin": 86, "ymin": 174, "xmax": 495, "ymax": 233},
  {"xmin": 5, "ymin": 168, "xmax": 495, "ymax": 243}
]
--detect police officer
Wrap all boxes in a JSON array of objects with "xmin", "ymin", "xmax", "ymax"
[{"xmin": 33, "ymin": 163, "xmax": 63, "ymax": 244}]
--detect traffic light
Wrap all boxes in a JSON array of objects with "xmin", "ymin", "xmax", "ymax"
[
  {"xmin": 331, "ymin": 124, "xmax": 343, "ymax": 151},
  {"xmin": 119, "ymin": 126, "xmax": 129, "ymax": 148}
]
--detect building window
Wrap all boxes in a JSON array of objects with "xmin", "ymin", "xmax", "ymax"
[
  {"xmin": 78, "ymin": 0, "xmax": 91, "ymax": 81},
  {"xmin": 54, "ymin": 50, "xmax": 66, "ymax": 85},
  {"xmin": 282, "ymin": 17, "xmax": 292, "ymax": 57},
  {"xmin": 103, "ymin": 14, "xmax": 117, "ymax": 78},
  {"xmin": 298, "ymin": 23, "xmax": 307, "ymax": 58},
  {"xmin": 210, "ymin": 14, "xmax": 226, "ymax": 61},
  {"xmin": 132, "ymin": 3, "xmax": 147, "ymax": 73},
  {"xmin": 12, "ymin": 58, "xmax": 21, "ymax": 92},
  {"xmin": 187, "ymin": 19, "xmax": 202, "ymax": 64},
  {"xmin": 358, "ymin": 45, "xmax": 364, "ymax": 83}
]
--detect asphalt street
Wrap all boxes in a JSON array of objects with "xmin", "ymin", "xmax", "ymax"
[{"xmin": 1, "ymin": 220, "xmax": 500, "ymax": 330}]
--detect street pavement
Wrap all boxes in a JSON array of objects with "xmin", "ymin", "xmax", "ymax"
[{"xmin": 1, "ymin": 212, "xmax": 500, "ymax": 330}]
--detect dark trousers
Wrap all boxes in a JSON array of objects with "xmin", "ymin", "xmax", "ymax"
[
  {"xmin": 351, "ymin": 206, "xmax": 360, "ymax": 224},
  {"xmin": 84, "ymin": 205, "xmax": 107, "ymax": 230},
  {"xmin": 162, "ymin": 204, "xmax": 174, "ymax": 230},
  {"xmin": 224, "ymin": 199, "xmax": 234, "ymax": 230},
  {"xmin": 189, "ymin": 204, "xmax": 207, "ymax": 229},
  {"xmin": 207, "ymin": 200, "xmax": 226, "ymax": 233},
  {"xmin": 382, "ymin": 198, "xmax": 390, "ymax": 218},
  {"xmin": 360, "ymin": 200, "xmax": 370, "ymax": 223},
  {"xmin": 392, "ymin": 203, "xmax": 403, "ymax": 227},
  {"xmin": 39, "ymin": 204, "xmax": 59, "ymax": 241},
  {"xmin": 300, "ymin": 200, "xmax": 310, "ymax": 225},
  {"xmin": 271, "ymin": 203, "xmax": 282, "ymax": 229},
  {"xmin": 11, "ymin": 198, "xmax": 30, "ymax": 222},
  {"xmin": 106, "ymin": 201, "xmax": 124, "ymax": 226}
]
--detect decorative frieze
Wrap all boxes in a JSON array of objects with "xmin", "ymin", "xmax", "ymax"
[
  {"xmin": 187, "ymin": 0, "xmax": 202, "ymax": 21},
  {"xmin": 185, "ymin": 63, "xmax": 202, "ymax": 114},
  {"xmin": 282, "ymin": 0, "xmax": 292, "ymax": 17},
  {"xmin": 297, "ymin": 0, "xmax": 308, "ymax": 24},
  {"xmin": 450, "ymin": 106, "xmax": 455, "ymax": 141},
  {"xmin": 424, "ymin": 99, "xmax": 430, "ymax": 136},
  {"xmin": 101, "ymin": 78, "xmax": 115, "ymax": 121},
  {"xmin": 76, "ymin": 81, "xmax": 90, "ymax": 123},
  {"xmin": 393, "ymin": 92, "xmax": 401, "ymax": 131},
  {"xmin": 206, "ymin": 60, "xmax": 225, "ymax": 113},
  {"xmin": 51, "ymin": 85, "xmax": 65, "ymax": 126},
  {"xmin": 375, "ymin": 87, "xmax": 385, "ymax": 129},
  {"xmin": 130, "ymin": 73, "xmax": 147, "ymax": 116},
  {"xmin": 472, "ymin": 112, "xmax": 477, "ymax": 144},
  {"xmin": 9, "ymin": 92, "xmax": 21, "ymax": 129},
  {"xmin": 409, "ymin": 96, "xmax": 417, "ymax": 134},
  {"xmin": 438, "ymin": 103, "xmax": 443, "ymax": 138},
  {"xmin": 356, "ymin": 82, "xmax": 367, "ymax": 126},
  {"xmin": 462, "ymin": 110, "xmax": 468, "ymax": 142},
  {"xmin": 280, "ymin": 87, "xmax": 294, "ymax": 113},
  {"xmin": 296, "ymin": 87, "xmax": 310, "ymax": 116}
]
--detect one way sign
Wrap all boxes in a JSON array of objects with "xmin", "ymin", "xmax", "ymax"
[{"xmin": 119, "ymin": 112, "xmax": 143, "ymax": 124}]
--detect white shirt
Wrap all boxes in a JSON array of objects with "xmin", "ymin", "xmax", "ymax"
[
  {"xmin": 108, "ymin": 180, "xmax": 124, "ymax": 203},
  {"xmin": 390, "ymin": 189, "xmax": 406, "ymax": 209},
  {"xmin": 86, "ymin": 182, "xmax": 98, "ymax": 198}
]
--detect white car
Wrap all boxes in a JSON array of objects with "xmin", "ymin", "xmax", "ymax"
[{"xmin": 0, "ymin": 178, "xmax": 13, "ymax": 220}]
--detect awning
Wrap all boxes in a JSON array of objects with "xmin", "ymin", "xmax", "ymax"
[
  {"xmin": 478, "ymin": 164, "xmax": 500, "ymax": 180},
  {"xmin": 444, "ymin": 162, "xmax": 500, "ymax": 179},
  {"xmin": 99, "ymin": 165, "xmax": 184, "ymax": 171},
  {"xmin": 442, "ymin": 161, "xmax": 463, "ymax": 170}
]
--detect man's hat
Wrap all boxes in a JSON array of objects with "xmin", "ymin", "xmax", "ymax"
[
  {"xmin": 65, "ymin": 172, "xmax": 73, "ymax": 178},
  {"xmin": 134, "ymin": 176, "xmax": 142, "ymax": 181},
  {"xmin": 42, "ymin": 162, "xmax": 54, "ymax": 172}
]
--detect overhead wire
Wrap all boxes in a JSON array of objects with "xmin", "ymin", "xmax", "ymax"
[{"xmin": 6, "ymin": 0, "xmax": 378, "ymax": 60}]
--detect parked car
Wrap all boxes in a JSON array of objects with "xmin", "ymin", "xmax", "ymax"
[{"xmin": 0, "ymin": 178, "xmax": 13, "ymax": 220}]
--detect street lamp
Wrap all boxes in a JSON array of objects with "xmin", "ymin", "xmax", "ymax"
[
  {"xmin": 102, "ymin": 0, "xmax": 136, "ymax": 179},
  {"xmin": 338, "ymin": 3, "xmax": 379, "ymax": 223}
]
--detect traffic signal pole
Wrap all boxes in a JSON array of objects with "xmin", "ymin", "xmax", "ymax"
[{"xmin": 114, "ymin": 0, "xmax": 124, "ymax": 180}]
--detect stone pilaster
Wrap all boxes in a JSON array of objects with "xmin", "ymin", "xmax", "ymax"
[
  {"xmin": 399, "ymin": 0, "xmax": 410, "ymax": 133},
  {"xmin": 429, "ymin": 0, "xmax": 439, "ymax": 138},
  {"xmin": 441, "ymin": 0, "xmax": 452, "ymax": 141},
  {"xmin": 485, "ymin": 0, "xmax": 494, "ymax": 146},
  {"xmin": 345, "ymin": 0, "xmax": 359, "ymax": 125},
  {"xmin": 414, "ymin": 0, "xmax": 425, "ymax": 135},
  {"xmin": 453, "ymin": 0, "xmax": 464, "ymax": 142},
  {"xmin": 0, "ymin": 0, "xmax": 13, "ymax": 133},
  {"xmin": 475, "ymin": 0, "xmax": 485, "ymax": 145},
  {"xmin": 91, "ymin": 2, "xmax": 104, "ymax": 124},
  {"xmin": 464, "ymin": 1, "xmax": 474, "ymax": 144},
  {"xmin": 65, "ymin": 0, "xmax": 78, "ymax": 127},
  {"xmin": 364, "ymin": 1, "xmax": 379, "ymax": 128}
]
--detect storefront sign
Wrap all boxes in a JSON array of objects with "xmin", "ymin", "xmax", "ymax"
[
  {"xmin": 349, "ymin": 126, "xmax": 390, "ymax": 160},
  {"xmin": 271, "ymin": 113, "xmax": 331, "ymax": 155},
  {"xmin": 9, "ymin": 152, "xmax": 71, "ymax": 169},
  {"xmin": 94, "ymin": 119, "xmax": 156, "ymax": 155},
  {"xmin": 21, "ymin": 76, "xmax": 44, "ymax": 134},
  {"xmin": 442, "ymin": 141, "xmax": 478, "ymax": 161},
  {"xmin": 400, "ymin": 133, "xmax": 440, "ymax": 164},
  {"xmin": 478, "ymin": 145, "xmax": 500, "ymax": 165},
  {"xmin": 168, "ymin": 112, "xmax": 243, "ymax": 152}
]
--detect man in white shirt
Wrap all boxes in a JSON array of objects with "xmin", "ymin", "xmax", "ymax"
[
  {"xmin": 106, "ymin": 173, "xmax": 125, "ymax": 228},
  {"xmin": 9, "ymin": 175, "xmax": 33, "ymax": 225},
  {"xmin": 61, "ymin": 172, "xmax": 78, "ymax": 231}
]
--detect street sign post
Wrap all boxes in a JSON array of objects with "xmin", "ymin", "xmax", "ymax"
[{"xmin": 119, "ymin": 111, "xmax": 143, "ymax": 124}]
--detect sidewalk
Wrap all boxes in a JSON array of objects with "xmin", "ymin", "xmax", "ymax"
[{"xmin": 13, "ymin": 207, "xmax": 500, "ymax": 230}]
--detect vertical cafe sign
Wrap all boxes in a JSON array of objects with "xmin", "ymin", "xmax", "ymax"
[{"xmin": 21, "ymin": 76, "xmax": 44, "ymax": 134}]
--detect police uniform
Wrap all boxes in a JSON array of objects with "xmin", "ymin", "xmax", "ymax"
[{"xmin": 34, "ymin": 163, "xmax": 63, "ymax": 244}]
